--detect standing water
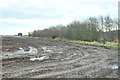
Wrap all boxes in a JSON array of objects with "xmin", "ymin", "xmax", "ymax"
[{"xmin": 4, "ymin": 46, "xmax": 38, "ymax": 56}]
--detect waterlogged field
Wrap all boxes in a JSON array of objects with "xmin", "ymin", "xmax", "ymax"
[{"xmin": 1, "ymin": 37, "xmax": 118, "ymax": 78}]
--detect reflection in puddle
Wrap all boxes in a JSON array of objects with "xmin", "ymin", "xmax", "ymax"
[
  {"xmin": 30, "ymin": 56, "xmax": 49, "ymax": 61},
  {"xmin": 111, "ymin": 65, "xmax": 118, "ymax": 70},
  {"xmin": 19, "ymin": 47, "xmax": 23, "ymax": 50},
  {"xmin": 102, "ymin": 64, "xmax": 118, "ymax": 70},
  {"xmin": 23, "ymin": 46, "xmax": 38, "ymax": 54}
]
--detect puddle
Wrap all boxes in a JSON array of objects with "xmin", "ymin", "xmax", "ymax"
[
  {"xmin": 6, "ymin": 49, "xmax": 9, "ymax": 51},
  {"xmin": 111, "ymin": 65, "xmax": 118, "ymax": 70},
  {"xmin": 69, "ymin": 53, "xmax": 78, "ymax": 58},
  {"xmin": 101, "ymin": 64, "xmax": 118, "ymax": 70},
  {"xmin": 30, "ymin": 56, "xmax": 49, "ymax": 61},
  {"xmin": 19, "ymin": 47, "xmax": 23, "ymax": 50},
  {"xmin": 41, "ymin": 46, "xmax": 64, "ymax": 54},
  {"xmin": 5, "ymin": 46, "xmax": 38, "ymax": 56},
  {"xmin": 23, "ymin": 46, "xmax": 38, "ymax": 54},
  {"xmin": 41, "ymin": 47, "xmax": 53, "ymax": 53}
]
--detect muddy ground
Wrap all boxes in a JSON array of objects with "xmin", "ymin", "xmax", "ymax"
[{"xmin": 1, "ymin": 36, "xmax": 119, "ymax": 78}]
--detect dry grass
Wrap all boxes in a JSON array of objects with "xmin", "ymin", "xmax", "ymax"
[{"xmin": 105, "ymin": 42, "xmax": 118, "ymax": 47}]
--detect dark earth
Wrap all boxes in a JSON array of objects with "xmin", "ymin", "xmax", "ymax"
[{"xmin": 1, "ymin": 36, "xmax": 118, "ymax": 78}]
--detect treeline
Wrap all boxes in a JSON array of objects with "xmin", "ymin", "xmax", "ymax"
[{"xmin": 31, "ymin": 16, "xmax": 118, "ymax": 42}]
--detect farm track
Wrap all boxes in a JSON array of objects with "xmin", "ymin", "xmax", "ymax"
[{"xmin": 1, "ymin": 37, "xmax": 118, "ymax": 78}]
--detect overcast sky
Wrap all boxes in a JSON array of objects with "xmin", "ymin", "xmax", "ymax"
[{"xmin": 0, "ymin": 0, "xmax": 119, "ymax": 35}]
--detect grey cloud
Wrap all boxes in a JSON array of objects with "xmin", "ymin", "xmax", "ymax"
[{"xmin": 1, "ymin": 4, "xmax": 64, "ymax": 19}]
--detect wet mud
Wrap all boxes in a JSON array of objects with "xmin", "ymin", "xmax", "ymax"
[{"xmin": 1, "ymin": 37, "xmax": 118, "ymax": 78}]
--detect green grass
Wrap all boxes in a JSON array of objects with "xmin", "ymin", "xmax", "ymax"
[
  {"xmin": 69, "ymin": 40, "xmax": 119, "ymax": 49},
  {"xmin": 26, "ymin": 36, "xmax": 119, "ymax": 49}
]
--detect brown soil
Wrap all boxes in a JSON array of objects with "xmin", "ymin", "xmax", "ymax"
[{"xmin": 1, "ymin": 36, "xmax": 118, "ymax": 78}]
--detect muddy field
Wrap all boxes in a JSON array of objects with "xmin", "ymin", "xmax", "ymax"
[{"xmin": 1, "ymin": 36, "xmax": 119, "ymax": 78}]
